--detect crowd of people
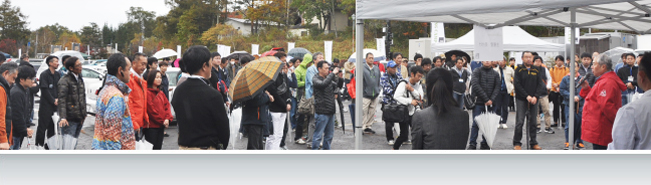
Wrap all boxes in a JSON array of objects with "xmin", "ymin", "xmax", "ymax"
[{"xmin": 0, "ymin": 44, "xmax": 649, "ymax": 150}]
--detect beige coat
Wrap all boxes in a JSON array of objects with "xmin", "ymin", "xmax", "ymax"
[{"xmin": 493, "ymin": 66, "xmax": 515, "ymax": 94}]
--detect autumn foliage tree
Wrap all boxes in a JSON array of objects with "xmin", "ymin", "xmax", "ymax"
[
  {"xmin": 200, "ymin": 24, "xmax": 244, "ymax": 50},
  {"xmin": 0, "ymin": 38, "xmax": 17, "ymax": 55}
]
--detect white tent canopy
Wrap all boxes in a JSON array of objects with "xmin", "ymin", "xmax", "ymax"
[
  {"xmin": 432, "ymin": 26, "xmax": 565, "ymax": 52},
  {"xmin": 357, "ymin": 0, "xmax": 651, "ymax": 34}
]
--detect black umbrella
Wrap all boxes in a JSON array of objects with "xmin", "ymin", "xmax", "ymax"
[
  {"xmin": 337, "ymin": 97, "xmax": 346, "ymax": 134},
  {"xmin": 287, "ymin": 47, "xmax": 311, "ymax": 60},
  {"xmin": 445, "ymin": 50, "xmax": 471, "ymax": 68}
]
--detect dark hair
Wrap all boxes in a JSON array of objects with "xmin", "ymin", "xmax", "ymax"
[
  {"xmin": 639, "ymin": 53, "xmax": 645, "ymax": 57},
  {"xmin": 521, "ymin": 51, "xmax": 533, "ymax": 58},
  {"xmin": 64, "ymin": 56, "xmax": 79, "ymax": 70},
  {"xmin": 290, "ymin": 57, "xmax": 301, "ymax": 65},
  {"xmin": 532, "ymin": 52, "xmax": 539, "ymax": 56},
  {"xmin": 106, "ymin": 53, "xmax": 128, "ymax": 76},
  {"xmin": 211, "ymin": 52, "xmax": 221, "ymax": 58},
  {"xmin": 580, "ymin": 52, "xmax": 592, "ymax": 59},
  {"xmin": 0, "ymin": 54, "xmax": 5, "ymax": 62},
  {"xmin": 273, "ymin": 51, "xmax": 287, "ymax": 59},
  {"xmin": 46, "ymin": 56, "xmax": 59, "ymax": 65},
  {"xmin": 414, "ymin": 53, "xmax": 423, "ymax": 61},
  {"xmin": 147, "ymin": 57, "xmax": 158, "ymax": 68},
  {"xmin": 182, "ymin": 46, "xmax": 211, "ymax": 74},
  {"xmin": 456, "ymin": 58, "xmax": 464, "ymax": 63},
  {"xmin": 433, "ymin": 56, "xmax": 443, "ymax": 63},
  {"xmin": 131, "ymin": 52, "xmax": 147, "ymax": 63},
  {"xmin": 0, "ymin": 62, "xmax": 18, "ymax": 75},
  {"xmin": 178, "ymin": 59, "xmax": 187, "ymax": 73},
  {"xmin": 239, "ymin": 55, "xmax": 255, "ymax": 65},
  {"xmin": 332, "ymin": 58, "xmax": 340, "ymax": 64},
  {"xmin": 625, "ymin": 53, "xmax": 636, "ymax": 59},
  {"xmin": 393, "ymin": 52, "xmax": 403, "ymax": 60},
  {"xmin": 640, "ymin": 52, "xmax": 651, "ymax": 81},
  {"xmin": 554, "ymin": 55, "xmax": 564, "ymax": 62},
  {"xmin": 20, "ymin": 54, "xmax": 28, "ymax": 60},
  {"xmin": 621, "ymin": 53, "xmax": 627, "ymax": 59},
  {"xmin": 316, "ymin": 61, "xmax": 329, "ymax": 69},
  {"xmin": 61, "ymin": 55, "xmax": 71, "ymax": 67},
  {"xmin": 421, "ymin": 58, "xmax": 432, "ymax": 66},
  {"xmin": 16, "ymin": 65, "xmax": 35, "ymax": 83},
  {"xmin": 533, "ymin": 56, "xmax": 543, "ymax": 63},
  {"xmin": 365, "ymin": 52, "xmax": 373, "ymax": 59},
  {"xmin": 410, "ymin": 65, "xmax": 424, "ymax": 76},
  {"xmin": 159, "ymin": 61, "xmax": 169, "ymax": 66},
  {"xmin": 509, "ymin": 57, "xmax": 515, "ymax": 61},
  {"xmin": 147, "ymin": 69, "xmax": 161, "ymax": 88},
  {"xmin": 426, "ymin": 68, "xmax": 457, "ymax": 115}
]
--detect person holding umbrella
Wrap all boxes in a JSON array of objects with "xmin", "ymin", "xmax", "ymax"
[
  {"xmin": 468, "ymin": 59, "xmax": 501, "ymax": 150},
  {"xmin": 10, "ymin": 66, "xmax": 36, "ymax": 150},
  {"xmin": 36, "ymin": 56, "xmax": 60, "ymax": 149},
  {"xmin": 238, "ymin": 55, "xmax": 274, "ymax": 150},
  {"xmin": 512, "ymin": 51, "xmax": 546, "ymax": 150},
  {"xmin": 57, "ymin": 57, "xmax": 87, "ymax": 150},
  {"xmin": 171, "ymin": 46, "xmax": 230, "ymax": 150}
]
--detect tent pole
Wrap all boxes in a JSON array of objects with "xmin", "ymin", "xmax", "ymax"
[
  {"xmin": 355, "ymin": 18, "xmax": 364, "ymax": 150},
  {"xmin": 568, "ymin": 8, "xmax": 576, "ymax": 150}
]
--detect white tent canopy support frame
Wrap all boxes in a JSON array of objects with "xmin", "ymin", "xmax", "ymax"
[{"xmin": 354, "ymin": 0, "xmax": 651, "ymax": 150}]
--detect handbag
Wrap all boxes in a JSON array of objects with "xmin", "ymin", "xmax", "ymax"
[
  {"xmin": 297, "ymin": 95, "xmax": 314, "ymax": 115},
  {"xmin": 464, "ymin": 85, "xmax": 476, "ymax": 109},
  {"xmin": 382, "ymin": 80, "xmax": 409, "ymax": 123}
]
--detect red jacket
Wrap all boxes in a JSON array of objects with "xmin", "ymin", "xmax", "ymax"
[
  {"xmin": 127, "ymin": 74, "xmax": 149, "ymax": 130},
  {"xmin": 580, "ymin": 71, "xmax": 627, "ymax": 146},
  {"xmin": 146, "ymin": 88, "xmax": 173, "ymax": 128}
]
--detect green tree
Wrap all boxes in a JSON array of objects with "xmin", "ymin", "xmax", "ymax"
[
  {"xmin": 155, "ymin": 0, "xmax": 225, "ymax": 47},
  {"xmin": 80, "ymin": 22, "xmax": 101, "ymax": 47},
  {"xmin": 102, "ymin": 23, "xmax": 115, "ymax": 47},
  {"xmin": 0, "ymin": 0, "xmax": 30, "ymax": 51},
  {"xmin": 291, "ymin": 0, "xmax": 334, "ymax": 31},
  {"xmin": 30, "ymin": 27, "xmax": 57, "ymax": 53}
]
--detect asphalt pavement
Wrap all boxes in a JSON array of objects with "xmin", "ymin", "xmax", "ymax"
[{"xmin": 19, "ymin": 98, "xmax": 592, "ymax": 150}]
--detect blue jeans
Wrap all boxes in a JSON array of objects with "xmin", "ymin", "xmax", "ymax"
[
  {"xmin": 453, "ymin": 93, "xmax": 464, "ymax": 109},
  {"xmin": 290, "ymin": 96, "xmax": 297, "ymax": 129},
  {"xmin": 469, "ymin": 105, "xmax": 493, "ymax": 146},
  {"xmin": 60, "ymin": 121, "xmax": 83, "ymax": 150},
  {"xmin": 11, "ymin": 136, "xmax": 24, "ymax": 150},
  {"xmin": 564, "ymin": 104, "xmax": 583, "ymax": 144},
  {"xmin": 313, "ymin": 113, "xmax": 335, "ymax": 150}
]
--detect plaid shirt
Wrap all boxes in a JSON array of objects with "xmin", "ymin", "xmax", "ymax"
[{"xmin": 381, "ymin": 71, "xmax": 403, "ymax": 104}]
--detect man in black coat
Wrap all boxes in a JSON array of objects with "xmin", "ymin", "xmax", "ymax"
[
  {"xmin": 10, "ymin": 66, "xmax": 36, "ymax": 149},
  {"xmin": 513, "ymin": 51, "xmax": 546, "ymax": 150},
  {"xmin": 209, "ymin": 52, "xmax": 229, "ymax": 106},
  {"xmin": 171, "ymin": 46, "xmax": 230, "ymax": 150},
  {"xmin": 311, "ymin": 61, "xmax": 339, "ymax": 150},
  {"xmin": 468, "ymin": 59, "xmax": 500, "ymax": 150},
  {"xmin": 36, "ymin": 56, "xmax": 61, "ymax": 148},
  {"xmin": 18, "ymin": 55, "xmax": 39, "ymax": 127}
]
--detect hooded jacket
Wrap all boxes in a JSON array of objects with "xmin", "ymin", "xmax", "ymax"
[
  {"xmin": 92, "ymin": 75, "xmax": 135, "ymax": 150},
  {"xmin": 295, "ymin": 53, "xmax": 313, "ymax": 89},
  {"xmin": 580, "ymin": 71, "xmax": 627, "ymax": 146}
]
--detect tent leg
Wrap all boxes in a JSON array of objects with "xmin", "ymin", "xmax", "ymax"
[
  {"xmin": 568, "ymin": 8, "xmax": 576, "ymax": 150},
  {"xmin": 355, "ymin": 18, "xmax": 364, "ymax": 150}
]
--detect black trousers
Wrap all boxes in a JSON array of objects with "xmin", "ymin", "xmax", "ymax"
[
  {"xmin": 549, "ymin": 91, "xmax": 565, "ymax": 124},
  {"xmin": 280, "ymin": 116, "xmax": 288, "ymax": 147},
  {"xmin": 513, "ymin": 99, "xmax": 539, "ymax": 147},
  {"xmin": 36, "ymin": 108, "xmax": 55, "ymax": 147},
  {"xmin": 393, "ymin": 116, "xmax": 412, "ymax": 150},
  {"xmin": 494, "ymin": 89, "xmax": 511, "ymax": 124},
  {"xmin": 143, "ymin": 128, "xmax": 165, "ymax": 150},
  {"xmin": 593, "ymin": 144, "xmax": 608, "ymax": 150},
  {"xmin": 245, "ymin": 125, "xmax": 264, "ymax": 150}
]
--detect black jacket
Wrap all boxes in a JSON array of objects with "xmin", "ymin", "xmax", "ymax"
[
  {"xmin": 313, "ymin": 73, "xmax": 338, "ymax": 115},
  {"xmin": 19, "ymin": 61, "xmax": 39, "ymax": 113},
  {"xmin": 471, "ymin": 66, "xmax": 500, "ymax": 104},
  {"xmin": 57, "ymin": 72, "xmax": 87, "ymax": 122},
  {"xmin": 450, "ymin": 67, "xmax": 469, "ymax": 94},
  {"xmin": 269, "ymin": 74, "xmax": 292, "ymax": 113},
  {"xmin": 616, "ymin": 65, "xmax": 639, "ymax": 88},
  {"xmin": 241, "ymin": 92, "xmax": 271, "ymax": 126},
  {"xmin": 209, "ymin": 67, "xmax": 229, "ymax": 103},
  {"xmin": 411, "ymin": 106, "xmax": 469, "ymax": 149},
  {"xmin": 160, "ymin": 73, "xmax": 170, "ymax": 100},
  {"xmin": 39, "ymin": 69, "xmax": 60, "ymax": 114},
  {"xmin": 10, "ymin": 84, "xmax": 30, "ymax": 137},
  {"xmin": 171, "ymin": 78, "xmax": 230, "ymax": 149},
  {"xmin": 513, "ymin": 65, "xmax": 546, "ymax": 101}
]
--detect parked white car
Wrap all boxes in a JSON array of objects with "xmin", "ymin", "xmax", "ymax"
[
  {"xmin": 81, "ymin": 67, "xmax": 105, "ymax": 115},
  {"xmin": 35, "ymin": 50, "xmax": 86, "ymax": 79}
]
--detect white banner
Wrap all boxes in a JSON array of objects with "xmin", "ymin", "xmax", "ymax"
[
  {"xmin": 376, "ymin": 38, "xmax": 385, "ymax": 59},
  {"xmin": 473, "ymin": 25, "xmax": 503, "ymax": 61},
  {"xmin": 324, "ymin": 41, "xmax": 333, "ymax": 64},
  {"xmin": 564, "ymin": 27, "xmax": 580, "ymax": 45},
  {"xmin": 431, "ymin": 22, "xmax": 446, "ymax": 44},
  {"xmin": 288, "ymin": 42, "xmax": 295, "ymax": 52},
  {"xmin": 176, "ymin": 45, "xmax": 182, "ymax": 58},
  {"xmin": 138, "ymin": 46, "xmax": 143, "ymax": 53},
  {"xmin": 251, "ymin": 44, "xmax": 259, "ymax": 55}
]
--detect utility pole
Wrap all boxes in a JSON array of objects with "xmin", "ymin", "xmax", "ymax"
[{"xmin": 385, "ymin": 20, "xmax": 392, "ymax": 59}]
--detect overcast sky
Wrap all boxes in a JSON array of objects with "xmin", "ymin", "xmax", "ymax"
[{"xmin": 14, "ymin": 0, "xmax": 171, "ymax": 31}]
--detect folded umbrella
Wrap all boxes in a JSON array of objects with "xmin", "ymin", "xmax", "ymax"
[
  {"xmin": 229, "ymin": 56, "xmax": 284, "ymax": 103},
  {"xmin": 474, "ymin": 105, "xmax": 501, "ymax": 149}
]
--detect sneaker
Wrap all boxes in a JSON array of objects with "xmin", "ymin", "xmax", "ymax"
[
  {"xmin": 536, "ymin": 128, "xmax": 542, "ymax": 133},
  {"xmin": 513, "ymin": 145, "xmax": 522, "ymax": 150},
  {"xmin": 545, "ymin": 128, "xmax": 555, "ymax": 134},
  {"xmin": 295, "ymin": 138, "xmax": 306, "ymax": 145},
  {"xmin": 388, "ymin": 140, "xmax": 395, "ymax": 146},
  {"xmin": 576, "ymin": 143, "xmax": 585, "ymax": 150},
  {"xmin": 500, "ymin": 124, "xmax": 508, "ymax": 129},
  {"xmin": 363, "ymin": 128, "xmax": 376, "ymax": 134},
  {"xmin": 335, "ymin": 125, "xmax": 343, "ymax": 129},
  {"xmin": 164, "ymin": 133, "xmax": 170, "ymax": 137},
  {"xmin": 280, "ymin": 146, "xmax": 288, "ymax": 150},
  {"xmin": 564, "ymin": 142, "xmax": 569, "ymax": 150},
  {"xmin": 405, "ymin": 140, "xmax": 412, "ymax": 145},
  {"xmin": 467, "ymin": 145, "xmax": 477, "ymax": 150},
  {"xmin": 531, "ymin": 145, "xmax": 542, "ymax": 150},
  {"xmin": 551, "ymin": 123, "xmax": 558, "ymax": 127}
]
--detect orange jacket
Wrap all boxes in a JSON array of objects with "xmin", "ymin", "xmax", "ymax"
[
  {"xmin": 549, "ymin": 65, "xmax": 569, "ymax": 92},
  {"xmin": 127, "ymin": 73, "xmax": 149, "ymax": 130},
  {"xmin": 0, "ymin": 86, "xmax": 9, "ymax": 144}
]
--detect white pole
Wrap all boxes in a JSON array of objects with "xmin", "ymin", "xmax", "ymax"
[
  {"xmin": 569, "ymin": 8, "xmax": 576, "ymax": 150},
  {"xmin": 18, "ymin": 49, "xmax": 21, "ymax": 59},
  {"xmin": 355, "ymin": 18, "xmax": 364, "ymax": 150},
  {"xmin": 177, "ymin": 45, "xmax": 182, "ymax": 58}
]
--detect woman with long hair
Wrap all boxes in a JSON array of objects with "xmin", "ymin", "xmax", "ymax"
[{"xmin": 411, "ymin": 68, "xmax": 470, "ymax": 149}]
